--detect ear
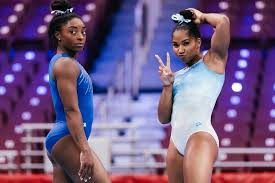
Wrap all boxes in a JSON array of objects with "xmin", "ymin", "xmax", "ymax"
[
  {"xmin": 196, "ymin": 38, "xmax": 201, "ymax": 49},
  {"xmin": 54, "ymin": 31, "xmax": 61, "ymax": 41}
]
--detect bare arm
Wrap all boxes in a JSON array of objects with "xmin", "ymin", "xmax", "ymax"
[
  {"xmin": 158, "ymin": 85, "xmax": 173, "ymax": 124},
  {"xmin": 155, "ymin": 52, "xmax": 174, "ymax": 124},
  {"xmin": 53, "ymin": 58, "xmax": 90, "ymax": 152},
  {"xmin": 187, "ymin": 8, "xmax": 230, "ymax": 72},
  {"xmin": 53, "ymin": 58, "xmax": 93, "ymax": 181},
  {"xmin": 202, "ymin": 13, "xmax": 230, "ymax": 60}
]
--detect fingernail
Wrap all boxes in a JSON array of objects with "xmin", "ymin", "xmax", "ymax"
[
  {"xmin": 80, "ymin": 177, "xmax": 83, "ymax": 180},
  {"xmin": 84, "ymin": 179, "xmax": 87, "ymax": 182}
]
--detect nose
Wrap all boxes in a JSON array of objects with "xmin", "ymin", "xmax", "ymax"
[
  {"xmin": 77, "ymin": 32, "xmax": 84, "ymax": 41},
  {"xmin": 178, "ymin": 45, "xmax": 185, "ymax": 55}
]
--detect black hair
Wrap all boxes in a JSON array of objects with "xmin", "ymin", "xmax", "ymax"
[
  {"xmin": 48, "ymin": 0, "xmax": 81, "ymax": 48},
  {"xmin": 172, "ymin": 10, "xmax": 201, "ymax": 38}
]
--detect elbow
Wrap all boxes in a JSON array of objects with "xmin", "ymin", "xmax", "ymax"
[
  {"xmin": 221, "ymin": 15, "xmax": 230, "ymax": 25},
  {"xmin": 158, "ymin": 115, "xmax": 171, "ymax": 124},
  {"xmin": 64, "ymin": 106, "xmax": 81, "ymax": 116}
]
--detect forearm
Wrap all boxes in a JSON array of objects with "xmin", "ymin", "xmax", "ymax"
[
  {"xmin": 158, "ymin": 85, "xmax": 173, "ymax": 124},
  {"xmin": 201, "ymin": 13, "xmax": 229, "ymax": 28},
  {"xmin": 65, "ymin": 109, "xmax": 90, "ymax": 152}
]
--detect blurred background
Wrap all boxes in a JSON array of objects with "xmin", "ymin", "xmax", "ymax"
[{"xmin": 0, "ymin": 0, "xmax": 275, "ymax": 182}]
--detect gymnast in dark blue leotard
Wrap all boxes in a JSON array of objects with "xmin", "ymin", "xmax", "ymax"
[
  {"xmin": 44, "ymin": 1, "xmax": 110, "ymax": 183},
  {"xmin": 45, "ymin": 53, "xmax": 93, "ymax": 154}
]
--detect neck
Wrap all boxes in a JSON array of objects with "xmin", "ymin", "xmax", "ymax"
[
  {"xmin": 57, "ymin": 47, "xmax": 77, "ymax": 59},
  {"xmin": 186, "ymin": 54, "xmax": 203, "ymax": 67}
]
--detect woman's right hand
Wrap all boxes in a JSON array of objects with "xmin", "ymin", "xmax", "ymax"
[
  {"xmin": 78, "ymin": 149, "xmax": 94, "ymax": 182},
  {"xmin": 155, "ymin": 52, "xmax": 175, "ymax": 87}
]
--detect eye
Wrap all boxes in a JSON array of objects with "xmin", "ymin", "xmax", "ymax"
[
  {"xmin": 82, "ymin": 31, "xmax": 86, "ymax": 35},
  {"xmin": 70, "ymin": 30, "xmax": 77, "ymax": 35},
  {"xmin": 173, "ymin": 43, "xmax": 179, "ymax": 48},
  {"xmin": 183, "ymin": 41, "xmax": 189, "ymax": 46}
]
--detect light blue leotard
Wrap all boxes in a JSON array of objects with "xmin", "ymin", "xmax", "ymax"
[
  {"xmin": 171, "ymin": 59, "xmax": 224, "ymax": 155},
  {"xmin": 45, "ymin": 53, "xmax": 94, "ymax": 154}
]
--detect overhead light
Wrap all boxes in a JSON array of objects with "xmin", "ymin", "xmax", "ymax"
[
  {"xmin": 25, "ymin": 51, "xmax": 35, "ymax": 60},
  {"xmin": 5, "ymin": 140, "xmax": 15, "ymax": 149},
  {"xmin": 251, "ymin": 24, "xmax": 261, "ymax": 32},
  {"xmin": 44, "ymin": 14, "xmax": 53, "ymax": 23},
  {"xmin": 12, "ymin": 63, "xmax": 22, "ymax": 72},
  {"xmin": 221, "ymin": 138, "xmax": 231, "ymax": 146},
  {"xmin": 4, "ymin": 74, "xmax": 15, "ymax": 83},
  {"xmin": 224, "ymin": 123, "xmax": 234, "ymax": 132},
  {"xmin": 268, "ymin": 123, "xmax": 275, "ymax": 132},
  {"xmin": 227, "ymin": 109, "xmax": 237, "ymax": 118},
  {"xmin": 270, "ymin": 109, "xmax": 275, "ymax": 118},
  {"xmin": 0, "ymin": 26, "xmax": 10, "ymax": 35},
  {"xmin": 30, "ymin": 97, "xmax": 40, "ymax": 106},
  {"xmin": 235, "ymin": 70, "xmax": 245, "ymax": 80},
  {"xmin": 37, "ymin": 25, "xmax": 47, "ymax": 34},
  {"xmin": 14, "ymin": 3, "xmax": 24, "ymax": 12},
  {"xmin": 253, "ymin": 13, "xmax": 263, "ymax": 21},
  {"xmin": 237, "ymin": 59, "xmax": 248, "ymax": 68},
  {"xmin": 86, "ymin": 3, "xmax": 96, "ymax": 12},
  {"xmin": 255, "ymin": 1, "xmax": 265, "ymax": 9},
  {"xmin": 219, "ymin": 1, "xmax": 229, "ymax": 10},
  {"xmin": 240, "ymin": 49, "xmax": 250, "ymax": 58},
  {"xmin": 230, "ymin": 96, "xmax": 240, "ymax": 105},
  {"xmin": 265, "ymin": 138, "xmax": 275, "ymax": 146},
  {"xmin": 0, "ymin": 86, "xmax": 6, "ymax": 95},
  {"xmin": 264, "ymin": 154, "xmax": 274, "ymax": 161},
  {"xmin": 82, "ymin": 14, "xmax": 91, "ymax": 23},
  {"xmin": 21, "ymin": 111, "xmax": 32, "ymax": 120},
  {"xmin": 36, "ymin": 86, "xmax": 47, "ymax": 95},
  {"xmin": 232, "ymin": 82, "xmax": 242, "ymax": 92},
  {"xmin": 8, "ymin": 14, "xmax": 18, "ymax": 24},
  {"xmin": 44, "ymin": 74, "xmax": 49, "ymax": 83}
]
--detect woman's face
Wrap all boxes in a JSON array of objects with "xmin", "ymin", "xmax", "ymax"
[
  {"xmin": 57, "ymin": 17, "xmax": 86, "ymax": 52},
  {"xmin": 172, "ymin": 29, "xmax": 201, "ymax": 65}
]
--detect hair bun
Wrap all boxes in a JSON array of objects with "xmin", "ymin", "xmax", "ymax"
[
  {"xmin": 179, "ymin": 10, "xmax": 195, "ymax": 21},
  {"xmin": 51, "ymin": 0, "xmax": 72, "ymax": 12}
]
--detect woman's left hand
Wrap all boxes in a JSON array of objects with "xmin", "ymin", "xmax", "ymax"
[{"xmin": 186, "ymin": 8, "xmax": 204, "ymax": 24}]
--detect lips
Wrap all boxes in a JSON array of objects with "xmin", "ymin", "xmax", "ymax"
[
  {"xmin": 178, "ymin": 54, "xmax": 186, "ymax": 59},
  {"xmin": 75, "ymin": 43, "xmax": 84, "ymax": 47}
]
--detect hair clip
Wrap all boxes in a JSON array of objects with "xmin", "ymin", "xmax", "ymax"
[
  {"xmin": 171, "ymin": 13, "xmax": 191, "ymax": 24},
  {"xmin": 51, "ymin": 8, "xmax": 74, "ymax": 16}
]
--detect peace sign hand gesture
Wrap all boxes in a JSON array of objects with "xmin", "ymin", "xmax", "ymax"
[{"xmin": 155, "ymin": 52, "xmax": 175, "ymax": 87}]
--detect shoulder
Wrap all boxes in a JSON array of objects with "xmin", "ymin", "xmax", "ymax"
[
  {"xmin": 174, "ymin": 67, "xmax": 189, "ymax": 77},
  {"xmin": 53, "ymin": 57, "xmax": 80, "ymax": 79},
  {"xmin": 203, "ymin": 50, "xmax": 227, "ymax": 74}
]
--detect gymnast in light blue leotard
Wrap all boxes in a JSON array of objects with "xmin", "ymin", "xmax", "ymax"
[
  {"xmin": 171, "ymin": 59, "xmax": 224, "ymax": 155},
  {"xmin": 155, "ymin": 8, "xmax": 230, "ymax": 183}
]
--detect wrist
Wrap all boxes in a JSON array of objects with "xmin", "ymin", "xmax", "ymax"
[
  {"xmin": 163, "ymin": 84, "xmax": 173, "ymax": 88},
  {"xmin": 200, "ymin": 13, "xmax": 207, "ymax": 24},
  {"xmin": 81, "ymin": 147, "xmax": 90, "ymax": 153}
]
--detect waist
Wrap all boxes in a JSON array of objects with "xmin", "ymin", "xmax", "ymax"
[
  {"xmin": 55, "ymin": 119, "xmax": 93, "ymax": 126},
  {"xmin": 171, "ymin": 102, "xmax": 214, "ymax": 128},
  {"xmin": 171, "ymin": 120, "xmax": 213, "ymax": 131}
]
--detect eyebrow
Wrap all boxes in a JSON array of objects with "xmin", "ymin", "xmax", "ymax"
[
  {"xmin": 172, "ymin": 39, "xmax": 189, "ymax": 43},
  {"xmin": 68, "ymin": 26, "xmax": 86, "ymax": 29}
]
